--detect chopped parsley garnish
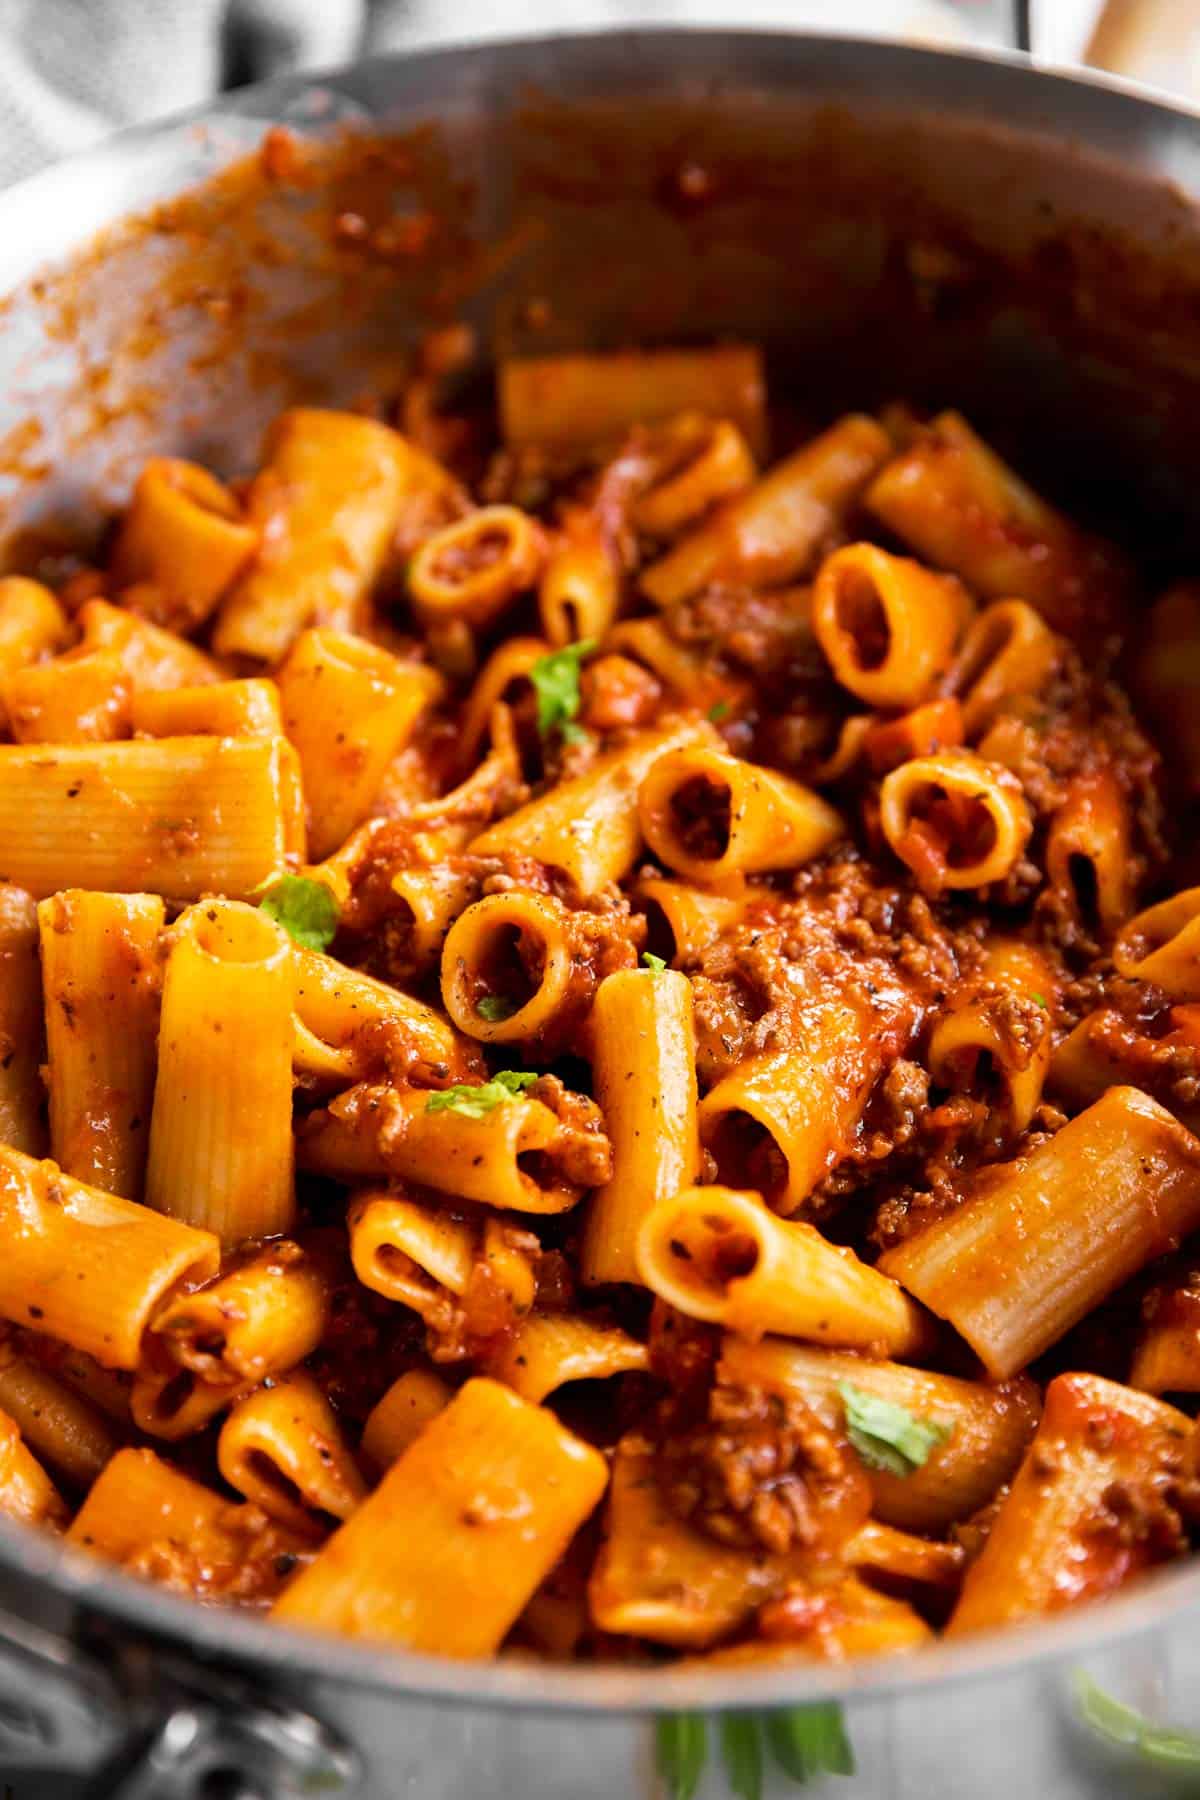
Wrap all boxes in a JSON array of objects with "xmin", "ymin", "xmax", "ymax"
[
  {"xmin": 657, "ymin": 1713, "xmax": 707, "ymax": 1800},
  {"xmin": 707, "ymin": 699, "xmax": 731, "ymax": 722},
  {"xmin": 530, "ymin": 638, "xmax": 597, "ymax": 742},
  {"xmin": 720, "ymin": 1716, "xmax": 763, "ymax": 1800},
  {"xmin": 258, "ymin": 875, "xmax": 339, "ymax": 952},
  {"xmin": 424, "ymin": 1071, "xmax": 537, "ymax": 1118},
  {"xmin": 657, "ymin": 1704, "xmax": 854, "ymax": 1800},
  {"xmin": 476, "ymin": 994, "xmax": 519, "ymax": 1022},
  {"xmin": 765, "ymin": 1704, "xmax": 856, "ymax": 1783},
  {"xmin": 1075, "ymin": 1672, "xmax": 1200, "ymax": 1771},
  {"xmin": 838, "ymin": 1381, "xmax": 952, "ymax": 1477}
]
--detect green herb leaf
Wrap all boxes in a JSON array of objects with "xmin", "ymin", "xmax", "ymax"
[
  {"xmin": 656, "ymin": 1713, "xmax": 707, "ymax": 1800},
  {"xmin": 642, "ymin": 952, "xmax": 668, "ymax": 975},
  {"xmin": 258, "ymin": 875, "xmax": 339, "ymax": 952},
  {"xmin": 424, "ymin": 1071, "xmax": 537, "ymax": 1119},
  {"xmin": 837, "ymin": 1381, "xmax": 952, "ymax": 1477},
  {"xmin": 765, "ymin": 1703, "xmax": 855, "ymax": 1783},
  {"xmin": 530, "ymin": 639, "xmax": 598, "ymax": 740},
  {"xmin": 1075, "ymin": 1673, "xmax": 1200, "ymax": 1770},
  {"xmin": 720, "ymin": 1715, "xmax": 763, "ymax": 1800},
  {"xmin": 476, "ymin": 994, "xmax": 518, "ymax": 1022},
  {"xmin": 1032, "ymin": 991, "xmax": 1049, "ymax": 1009},
  {"xmin": 1075, "ymin": 1673, "xmax": 1143, "ymax": 1748},
  {"xmin": 707, "ymin": 699, "xmax": 731, "ymax": 723}
]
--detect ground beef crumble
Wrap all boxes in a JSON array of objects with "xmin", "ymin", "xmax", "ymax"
[{"xmin": 651, "ymin": 1382, "xmax": 871, "ymax": 1557}]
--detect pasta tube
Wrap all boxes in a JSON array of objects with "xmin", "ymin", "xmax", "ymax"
[
  {"xmin": 387, "ymin": 863, "xmax": 479, "ymax": 975},
  {"xmin": 1132, "ymin": 1270, "xmax": 1200, "ymax": 1394},
  {"xmin": 278, "ymin": 629, "xmax": 444, "ymax": 859},
  {"xmin": 881, "ymin": 1087, "xmax": 1200, "ymax": 1378},
  {"xmin": 149, "ymin": 1240, "xmax": 329, "ymax": 1386},
  {"xmin": 638, "ymin": 745, "xmax": 842, "ymax": 882},
  {"xmin": 865, "ymin": 411, "xmax": 1131, "ymax": 638},
  {"xmin": 440, "ymin": 889, "xmax": 595, "ymax": 1048},
  {"xmin": 634, "ymin": 878, "xmax": 743, "ymax": 963},
  {"xmin": 0, "ymin": 1144, "xmax": 218, "ymax": 1369},
  {"xmin": 607, "ymin": 616, "xmax": 745, "ymax": 715},
  {"xmin": 291, "ymin": 946, "xmax": 476, "ymax": 1087},
  {"xmin": 1114, "ymin": 888, "xmax": 1200, "ymax": 999},
  {"xmin": 688, "ymin": 1577, "xmax": 933, "ymax": 1665},
  {"xmin": 698, "ymin": 1024, "xmax": 872, "ymax": 1217},
  {"xmin": 589, "ymin": 1434, "xmax": 794, "ymax": 1648},
  {"xmin": 361, "ymin": 1369, "xmax": 452, "ymax": 1467},
  {"xmin": 110, "ymin": 457, "xmax": 257, "ymax": 631},
  {"xmin": 719, "ymin": 1337, "xmax": 1039, "ymax": 1532},
  {"xmin": 470, "ymin": 718, "xmax": 712, "ymax": 892},
  {"xmin": 486, "ymin": 1316, "xmax": 648, "ymax": 1401},
  {"xmin": 631, "ymin": 416, "xmax": 757, "ymax": 539},
  {"xmin": 146, "ymin": 900, "xmax": 295, "ymax": 1246},
  {"xmin": 0, "ymin": 735, "xmax": 303, "ymax": 901},
  {"xmin": 67, "ymin": 1447, "xmax": 310, "ymax": 1603},
  {"xmin": 214, "ymin": 409, "xmax": 409, "ymax": 661},
  {"xmin": 0, "ymin": 576, "xmax": 69, "ymax": 698},
  {"xmin": 4, "ymin": 648, "xmax": 132, "ymax": 743},
  {"xmin": 948, "ymin": 1375, "xmax": 1193, "ymax": 1634},
  {"xmin": 848, "ymin": 1519, "xmax": 965, "ymax": 1592},
  {"xmin": 0, "ymin": 884, "xmax": 45, "ymax": 1155},
  {"xmin": 637, "ymin": 1187, "xmax": 931, "ymax": 1356},
  {"xmin": 1045, "ymin": 768, "xmax": 1132, "ymax": 937},
  {"xmin": 131, "ymin": 678, "xmax": 282, "ymax": 739},
  {"xmin": 271, "ymin": 1379, "xmax": 607, "ymax": 1653},
  {"xmin": 347, "ymin": 1190, "xmax": 475, "ymax": 1325},
  {"xmin": 0, "ymin": 1409, "xmax": 66, "ymax": 1528},
  {"xmin": 331, "ymin": 1084, "xmax": 604, "ymax": 1215},
  {"xmin": 130, "ymin": 1359, "xmax": 250, "ymax": 1443},
  {"xmin": 879, "ymin": 750, "xmax": 1032, "ymax": 893},
  {"xmin": 812, "ymin": 542, "xmax": 972, "ymax": 709},
  {"xmin": 581, "ymin": 967, "xmax": 699, "ymax": 1286},
  {"xmin": 218, "ymin": 1373, "xmax": 367, "ymax": 1535},
  {"xmin": 499, "ymin": 345, "xmax": 767, "ymax": 458},
  {"xmin": 38, "ymin": 890, "xmax": 165, "ymax": 1199},
  {"xmin": 408, "ymin": 506, "xmax": 544, "ymax": 631},
  {"xmin": 642, "ymin": 415, "xmax": 891, "ymax": 606},
  {"xmin": 539, "ymin": 508, "xmax": 619, "ymax": 645},
  {"xmin": 947, "ymin": 599, "xmax": 1059, "ymax": 737},
  {"xmin": 76, "ymin": 598, "xmax": 223, "ymax": 691},
  {"xmin": 458, "ymin": 636, "xmax": 550, "ymax": 761},
  {"xmin": 926, "ymin": 937, "xmax": 1055, "ymax": 1140},
  {"xmin": 0, "ymin": 1339, "xmax": 120, "ymax": 1489}
]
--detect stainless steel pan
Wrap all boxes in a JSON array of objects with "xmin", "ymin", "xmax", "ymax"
[{"xmin": 2, "ymin": 30, "xmax": 1200, "ymax": 1799}]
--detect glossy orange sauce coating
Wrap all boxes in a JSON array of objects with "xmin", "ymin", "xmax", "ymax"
[{"xmin": 1, "ymin": 308, "xmax": 1200, "ymax": 1664}]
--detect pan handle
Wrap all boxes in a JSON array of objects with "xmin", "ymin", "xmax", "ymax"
[{"xmin": 0, "ymin": 1603, "xmax": 361, "ymax": 1798}]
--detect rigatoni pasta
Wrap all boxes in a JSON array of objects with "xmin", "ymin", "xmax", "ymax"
[
  {"xmin": 3, "ymin": 349, "xmax": 1200, "ymax": 1684},
  {"xmin": 0, "ymin": 884, "xmax": 44, "ymax": 1156},
  {"xmin": 581, "ymin": 965, "xmax": 699, "ymax": 1285},
  {"xmin": 146, "ymin": 900, "xmax": 295, "ymax": 1245},
  {"xmin": 0, "ymin": 1145, "xmax": 218, "ymax": 1369},
  {"xmin": 213, "ymin": 408, "xmax": 409, "ymax": 662},
  {"xmin": 0, "ymin": 736, "xmax": 303, "ymax": 900},
  {"xmin": 277, "ymin": 629, "xmax": 443, "ymax": 859},
  {"xmin": 38, "ymin": 890, "xmax": 164, "ymax": 1199},
  {"xmin": 637, "ymin": 1186, "xmax": 930, "ymax": 1355},
  {"xmin": 272, "ymin": 1379, "xmax": 607, "ymax": 1652},
  {"xmin": 880, "ymin": 1087, "xmax": 1200, "ymax": 1378}
]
